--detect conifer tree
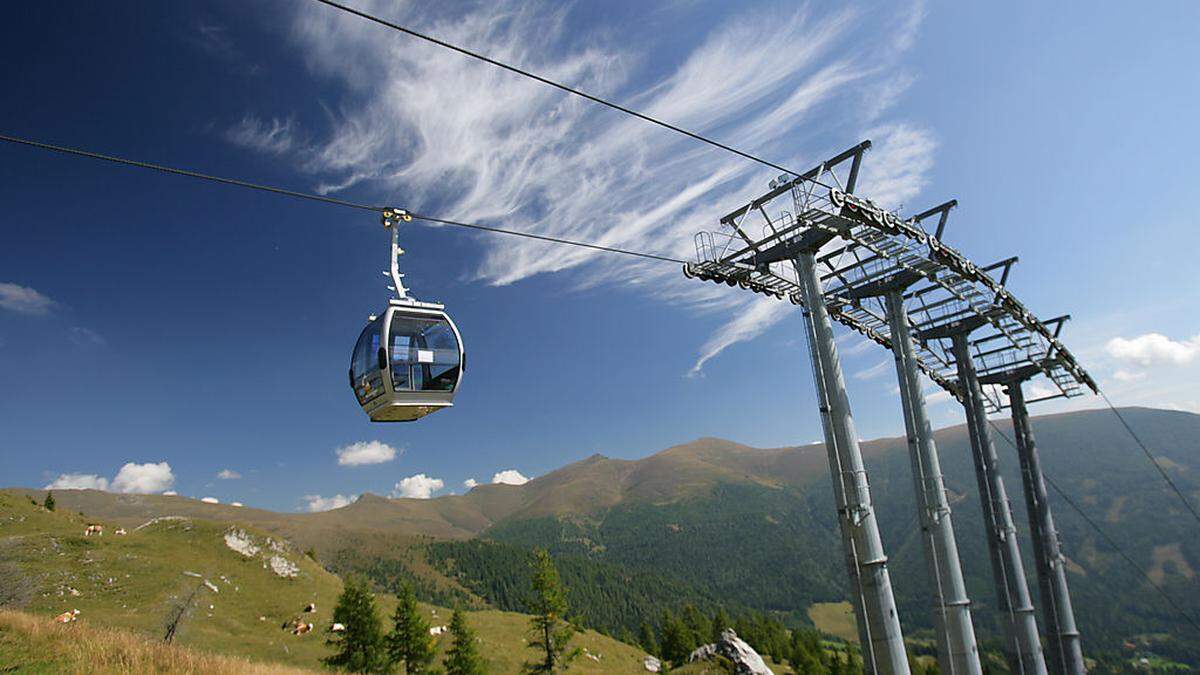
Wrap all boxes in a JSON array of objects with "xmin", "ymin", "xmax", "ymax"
[
  {"xmin": 444, "ymin": 608, "xmax": 485, "ymax": 675},
  {"xmin": 680, "ymin": 604, "xmax": 711, "ymax": 648},
  {"xmin": 789, "ymin": 628, "xmax": 825, "ymax": 674},
  {"xmin": 325, "ymin": 576, "xmax": 388, "ymax": 673},
  {"xmin": 638, "ymin": 620, "xmax": 660, "ymax": 657},
  {"xmin": 847, "ymin": 645, "xmax": 862, "ymax": 674},
  {"xmin": 388, "ymin": 583, "xmax": 435, "ymax": 673},
  {"xmin": 828, "ymin": 648, "xmax": 845, "ymax": 675},
  {"xmin": 618, "ymin": 627, "xmax": 636, "ymax": 646},
  {"xmin": 709, "ymin": 607, "xmax": 731, "ymax": 643},
  {"xmin": 523, "ymin": 549, "xmax": 580, "ymax": 673},
  {"xmin": 659, "ymin": 610, "xmax": 694, "ymax": 665},
  {"xmin": 42, "ymin": 492, "xmax": 55, "ymax": 511}
]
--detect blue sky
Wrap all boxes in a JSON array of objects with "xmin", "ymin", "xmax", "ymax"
[{"xmin": 2, "ymin": 1, "xmax": 1198, "ymax": 511}]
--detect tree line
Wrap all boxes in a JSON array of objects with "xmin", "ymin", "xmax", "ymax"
[
  {"xmin": 635, "ymin": 603, "xmax": 860, "ymax": 673},
  {"xmin": 324, "ymin": 549, "xmax": 579, "ymax": 674}
]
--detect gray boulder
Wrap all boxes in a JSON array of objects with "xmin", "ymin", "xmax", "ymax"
[{"xmin": 688, "ymin": 629, "xmax": 774, "ymax": 675}]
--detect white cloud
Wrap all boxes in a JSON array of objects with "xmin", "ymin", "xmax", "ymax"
[
  {"xmin": 926, "ymin": 389, "xmax": 953, "ymax": 405},
  {"xmin": 0, "ymin": 283, "xmax": 55, "ymax": 315},
  {"xmin": 216, "ymin": 469, "xmax": 242, "ymax": 480},
  {"xmin": 1113, "ymin": 369, "xmax": 1145, "ymax": 382},
  {"xmin": 838, "ymin": 336, "xmax": 876, "ymax": 356},
  {"xmin": 200, "ymin": 497, "xmax": 220, "ymax": 504},
  {"xmin": 1106, "ymin": 333, "xmax": 1200, "ymax": 368},
  {"xmin": 257, "ymin": 1, "xmax": 931, "ymax": 375},
  {"xmin": 854, "ymin": 358, "xmax": 892, "ymax": 380},
  {"xmin": 44, "ymin": 473, "xmax": 109, "ymax": 491},
  {"xmin": 303, "ymin": 494, "xmax": 354, "ymax": 512},
  {"xmin": 690, "ymin": 298, "xmax": 791, "ymax": 377},
  {"xmin": 48, "ymin": 462, "xmax": 175, "ymax": 493},
  {"xmin": 194, "ymin": 22, "xmax": 236, "ymax": 59},
  {"xmin": 392, "ymin": 474, "xmax": 445, "ymax": 499},
  {"xmin": 163, "ymin": 490, "xmax": 178, "ymax": 496},
  {"xmin": 231, "ymin": 501, "xmax": 244, "ymax": 507},
  {"xmin": 463, "ymin": 478, "xmax": 478, "ymax": 489},
  {"xmin": 857, "ymin": 123, "xmax": 937, "ymax": 211},
  {"xmin": 111, "ymin": 462, "xmax": 175, "ymax": 494},
  {"xmin": 68, "ymin": 327, "xmax": 106, "ymax": 347},
  {"xmin": 336, "ymin": 440, "xmax": 400, "ymax": 466},
  {"xmin": 491, "ymin": 469, "xmax": 530, "ymax": 486},
  {"xmin": 224, "ymin": 115, "xmax": 296, "ymax": 155}
]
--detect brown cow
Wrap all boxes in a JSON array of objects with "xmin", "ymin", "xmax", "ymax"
[
  {"xmin": 54, "ymin": 609, "xmax": 79, "ymax": 623},
  {"xmin": 84, "ymin": 524, "xmax": 103, "ymax": 536}
]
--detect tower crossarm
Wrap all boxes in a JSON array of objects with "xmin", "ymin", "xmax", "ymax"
[{"xmin": 684, "ymin": 140, "xmax": 1096, "ymax": 411}]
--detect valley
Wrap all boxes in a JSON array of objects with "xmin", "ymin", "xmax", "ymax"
[{"xmin": 3, "ymin": 407, "xmax": 1199, "ymax": 671}]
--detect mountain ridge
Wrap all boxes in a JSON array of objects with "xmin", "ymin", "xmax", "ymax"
[
  {"xmin": 7, "ymin": 406, "xmax": 1200, "ymax": 658},
  {"xmin": 10, "ymin": 406, "xmax": 1195, "ymax": 536}
]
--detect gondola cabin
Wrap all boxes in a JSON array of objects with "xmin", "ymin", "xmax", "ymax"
[{"xmin": 350, "ymin": 299, "xmax": 464, "ymax": 422}]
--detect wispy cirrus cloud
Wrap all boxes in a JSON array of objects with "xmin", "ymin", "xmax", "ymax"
[
  {"xmin": 853, "ymin": 358, "xmax": 892, "ymax": 381},
  {"xmin": 225, "ymin": 115, "xmax": 297, "ymax": 155},
  {"xmin": 690, "ymin": 297, "xmax": 791, "ymax": 377},
  {"xmin": 234, "ymin": 0, "xmax": 933, "ymax": 375}
]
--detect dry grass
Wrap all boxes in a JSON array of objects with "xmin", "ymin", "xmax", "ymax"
[
  {"xmin": 0, "ymin": 609, "xmax": 317, "ymax": 674},
  {"xmin": 806, "ymin": 601, "xmax": 858, "ymax": 643}
]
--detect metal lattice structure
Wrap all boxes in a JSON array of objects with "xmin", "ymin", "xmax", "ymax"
[
  {"xmin": 684, "ymin": 141, "xmax": 1097, "ymax": 675},
  {"xmin": 684, "ymin": 142, "xmax": 1096, "ymax": 412}
]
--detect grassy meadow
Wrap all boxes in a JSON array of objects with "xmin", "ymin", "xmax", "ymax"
[{"xmin": 0, "ymin": 490, "xmax": 649, "ymax": 673}]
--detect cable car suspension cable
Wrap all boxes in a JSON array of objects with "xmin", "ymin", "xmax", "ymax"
[
  {"xmin": 0, "ymin": 132, "xmax": 686, "ymax": 265},
  {"xmin": 988, "ymin": 420, "xmax": 1200, "ymax": 633},
  {"xmin": 310, "ymin": 0, "xmax": 822, "ymax": 185},
  {"xmin": 7, "ymin": 134, "xmax": 1195, "ymax": 628}
]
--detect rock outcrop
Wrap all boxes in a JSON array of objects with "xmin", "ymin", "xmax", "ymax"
[{"xmin": 689, "ymin": 629, "xmax": 774, "ymax": 675}]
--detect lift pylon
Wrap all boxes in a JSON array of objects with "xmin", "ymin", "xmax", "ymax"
[
  {"xmin": 844, "ymin": 269, "xmax": 981, "ymax": 675},
  {"xmin": 980, "ymin": 321, "xmax": 1085, "ymax": 675},
  {"xmin": 796, "ymin": 238, "xmax": 909, "ymax": 675}
]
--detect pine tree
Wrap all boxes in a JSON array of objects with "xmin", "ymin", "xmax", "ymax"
[
  {"xmin": 325, "ymin": 576, "xmax": 388, "ymax": 673},
  {"xmin": 659, "ymin": 610, "xmax": 694, "ymax": 665},
  {"xmin": 789, "ymin": 628, "xmax": 825, "ymax": 674},
  {"xmin": 618, "ymin": 627, "xmax": 636, "ymax": 647},
  {"xmin": 846, "ymin": 646, "xmax": 862, "ymax": 674},
  {"xmin": 709, "ymin": 608, "xmax": 731, "ymax": 643},
  {"xmin": 828, "ymin": 648, "xmax": 844, "ymax": 675},
  {"xmin": 42, "ymin": 492, "xmax": 55, "ymax": 511},
  {"xmin": 388, "ymin": 583, "xmax": 435, "ymax": 673},
  {"xmin": 680, "ymin": 604, "xmax": 711, "ymax": 648},
  {"xmin": 523, "ymin": 549, "xmax": 581, "ymax": 673},
  {"xmin": 444, "ymin": 609, "xmax": 485, "ymax": 675},
  {"xmin": 638, "ymin": 620, "xmax": 660, "ymax": 657}
]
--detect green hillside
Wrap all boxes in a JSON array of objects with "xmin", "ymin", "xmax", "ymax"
[
  {"xmin": 0, "ymin": 491, "xmax": 651, "ymax": 673},
  {"xmin": 0, "ymin": 490, "xmax": 344, "ymax": 669},
  {"xmin": 11, "ymin": 407, "xmax": 1200, "ymax": 668}
]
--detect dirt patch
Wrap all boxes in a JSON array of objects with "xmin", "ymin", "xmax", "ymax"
[
  {"xmin": 807, "ymin": 601, "xmax": 857, "ymax": 643},
  {"xmin": 1148, "ymin": 543, "xmax": 1195, "ymax": 585},
  {"xmin": 1105, "ymin": 495, "xmax": 1127, "ymax": 523}
]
